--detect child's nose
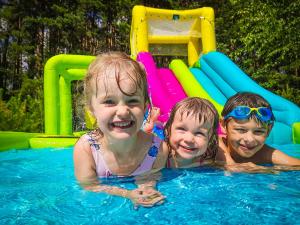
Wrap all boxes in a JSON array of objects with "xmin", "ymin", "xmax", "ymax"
[
  {"xmin": 243, "ymin": 132, "xmax": 255, "ymax": 143},
  {"xmin": 184, "ymin": 132, "xmax": 195, "ymax": 143},
  {"xmin": 116, "ymin": 105, "xmax": 130, "ymax": 117}
]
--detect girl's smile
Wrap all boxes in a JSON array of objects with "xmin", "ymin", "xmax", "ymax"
[
  {"xmin": 91, "ymin": 74, "xmax": 146, "ymax": 141},
  {"xmin": 178, "ymin": 144, "xmax": 198, "ymax": 152},
  {"xmin": 169, "ymin": 111, "xmax": 211, "ymax": 160},
  {"xmin": 111, "ymin": 120, "xmax": 135, "ymax": 129}
]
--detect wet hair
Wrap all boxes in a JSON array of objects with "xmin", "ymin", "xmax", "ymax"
[
  {"xmin": 164, "ymin": 97, "xmax": 219, "ymax": 162},
  {"xmin": 222, "ymin": 92, "xmax": 275, "ymax": 126},
  {"xmin": 84, "ymin": 52, "xmax": 149, "ymax": 137},
  {"xmin": 84, "ymin": 51, "xmax": 149, "ymax": 111}
]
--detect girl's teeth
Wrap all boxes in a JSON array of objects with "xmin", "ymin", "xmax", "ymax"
[
  {"xmin": 181, "ymin": 145, "xmax": 195, "ymax": 151},
  {"xmin": 113, "ymin": 121, "xmax": 131, "ymax": 127}
]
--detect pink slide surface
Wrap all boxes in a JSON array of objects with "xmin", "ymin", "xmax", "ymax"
[{"xmin": 137, "ymin": 52, "xmax": 187, "ymax": 122}]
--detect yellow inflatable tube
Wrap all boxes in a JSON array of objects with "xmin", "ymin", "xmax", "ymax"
[
  {"xmin": 130, "ymin": 5, "xmax": 216, "ymax": 66},
  {"xmin": 169, "ymin": 59, "xmax": 223, "ymax": 115}
]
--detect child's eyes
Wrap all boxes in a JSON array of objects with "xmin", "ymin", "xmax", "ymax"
[
  {"xmin": 254, "ymin": 130, "xmax": 266, "ymax": 135},
  {"xmin": 234, "ymin": 128, "xmax": 266, "ymax": 135},
  {"xmin": 176, "ymin": 127, "xmax": 185, "ymax": 131},
  {"xmin": 235, "ymin": 128, "xmax": 247, "ymax": 133},
  {"xmin": 102, "ymin": 99, "xmax": 115, "ymax": 105},
  {"xmin": 101, "ymin": 98, "xmax": 141, "ymax": 106},
  {"xmin": 128, "ymin": 99, "xmax": 140, "ymax": 104},
  {"xmin": 195, "ymin": 131, "xmax": 206, "ymax": 137}
]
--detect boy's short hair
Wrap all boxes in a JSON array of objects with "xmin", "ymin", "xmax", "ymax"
[{"xmin": 222, "ymin": 92, "xmax": 275, "ymax": 125}]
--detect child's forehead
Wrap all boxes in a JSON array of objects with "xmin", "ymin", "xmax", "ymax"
[
  {"xmin": 229, "ymin": 117, "xmax": 267, "ymax": 128},
  {"xmin": 174, "ymin": 110, "xmax": 212, "ymax": 128},
  {"xmin": 96, "ymin": 71, "xmax": 130, "ymax": 82},
  {"xmin": 175, "ymin": 108, "xmax": 201, "ymax": 120},
  {"xmin": 95, "ymin": 73, "xmax": 137, "ymax": 90}
]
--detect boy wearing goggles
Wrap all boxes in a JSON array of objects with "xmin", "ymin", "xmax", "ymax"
[{"xmin": 216, "ymin": 92, "xmax": 300, "ymax": 172}]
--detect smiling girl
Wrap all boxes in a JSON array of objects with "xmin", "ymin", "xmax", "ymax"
[
  {"xmin": 73, "ymin": 52, "xmax": 168, "ymax": 207},
  {"xmin": 163, "ymin": 97, "xmax": 219, "ymax": 168}
]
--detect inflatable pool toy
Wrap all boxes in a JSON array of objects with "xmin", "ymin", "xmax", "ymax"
[
  {"xmin": 1, "ymin": 5, "xmax": 299, "ymax": 151},
  {"xmin": 137, "ymin": 52, "xmax": 186, "ymax": 122}
]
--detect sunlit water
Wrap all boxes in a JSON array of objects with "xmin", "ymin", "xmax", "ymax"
[{"xmin": 0, "ymin": 145, "xmax": 300, "ymax": 225}]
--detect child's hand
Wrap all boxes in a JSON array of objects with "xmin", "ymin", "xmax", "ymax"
[
  {"xmin": 143, "ymin": 107, "xmax": 160, "ymax": 133},
  {"xmin": 225, "ymin": 162, "xmax": 278, "ymax": 174},
  {"xmin": 127, "ymin": 187, "xmax": 165, "ymax": 208}
]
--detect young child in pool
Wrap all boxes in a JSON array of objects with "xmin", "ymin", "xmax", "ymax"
[
  {"xmin": 73, "ymin": 52, "xmax": 168, "ymax": 208},
  {"xmin": 216, "ymin": 92, "xmax": 300, "ymax": 172},
  {"xmin": 163, "ymin": 97, "xmax": 219, "ymax": 168}
]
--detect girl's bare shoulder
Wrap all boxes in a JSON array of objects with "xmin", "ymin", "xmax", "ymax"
[{"xmin": 74, "ymin": 134, "xmax": 93, "ymax": 155}]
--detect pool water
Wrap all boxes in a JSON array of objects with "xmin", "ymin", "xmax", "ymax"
[{"xmin": 1, "ymin": 146, "xmax": 300, "ymax": 225}]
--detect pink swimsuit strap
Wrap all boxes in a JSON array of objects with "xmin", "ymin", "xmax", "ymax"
[
  {"xmin": 131, "ymin": 135, "xmax": 161, "ymax": 176},
  {"xmin": 84, "ymin": 132, "xmax": 161, "ymax": 178}
]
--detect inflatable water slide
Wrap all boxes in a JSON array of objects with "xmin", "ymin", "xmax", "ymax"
[
  {"xmin": 130, "ymin": 6, "xmax": 300, "ymax": 146},
  {"xmin": 1, "ymin": 5, "xmax": 299, "ymax": 151}
]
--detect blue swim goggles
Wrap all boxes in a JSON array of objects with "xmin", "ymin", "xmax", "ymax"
[{"xmin": 224, "ymin": 106, "xmax": 274, "ymax": 123}]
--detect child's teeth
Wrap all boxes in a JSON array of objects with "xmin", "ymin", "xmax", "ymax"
[{"xmin": 114, "ymin": 121, "xmax": 131, "ymax": 127}]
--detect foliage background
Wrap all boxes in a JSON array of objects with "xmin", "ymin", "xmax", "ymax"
[{"xmin": 0, "ymin": 0, "xmax": 299, "ymax": 132}]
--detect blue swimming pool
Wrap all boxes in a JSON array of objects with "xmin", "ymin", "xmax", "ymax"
[{"xmin": 1, "ymin": 146, "xmax": 300, "ymax": 224}]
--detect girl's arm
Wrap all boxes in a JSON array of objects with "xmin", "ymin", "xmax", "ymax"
[
  {"xmin": 135, "ymin": 171, "xmax": 165, "ymax": 207},
  {"xmin": 85, "ymin": 182, "xmax": 165, "ymax": 208},
  {"xmin": 134, "ymin": 141, "xmax": 168, "ymax": 205}
]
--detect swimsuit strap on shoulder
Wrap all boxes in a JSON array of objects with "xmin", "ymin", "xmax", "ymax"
[
  {"xmin": 85, "ymin": 131, "xmax": 112, "ymax": 177},
  {"xmin": 86, "ymin": 130, "xmax": 100, "ymax": 151},
  {"xmin": 147, "ymin": 135, "xmax": 161, "ymax": 157},
  {"xmin": 131, "ymin": 135, "xmax": 162, "ymax": 176}
]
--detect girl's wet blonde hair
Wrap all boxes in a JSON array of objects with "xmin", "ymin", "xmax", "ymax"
[
  {"xmin": 84, "ymin": 51, "xmax": 149, "ymax": 112},
  {"xmin": 164, "ymin": 97, "xmax": 219, "ymax": 165}
]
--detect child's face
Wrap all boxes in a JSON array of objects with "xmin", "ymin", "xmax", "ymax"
[
  {"xmin": 169, "ymin": 111, "xmax": 211, "ymax": 160},
  {"xmin": 90, "ymin": 73, "xmax": 146, "ymax": 140},
  {"xmin": 224, "ymin": 118, "xmax": 269, "ymax": 158}
]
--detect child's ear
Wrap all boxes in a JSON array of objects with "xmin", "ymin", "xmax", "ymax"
[
  {"xmin": 219, "ymin": 118, "xmax": 227, "ymax": 134},
  {"xmin": 266, "ymin": 123, "xmax": 274, "ymax": 136}
]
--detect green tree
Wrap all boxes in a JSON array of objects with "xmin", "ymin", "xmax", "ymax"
[
  {"xmin": 216, "ymin": 0, "xmax": 299, "ymax": 105},
  {"xmin": 0, "ymin": 0, "xmax": 298, "ymax": 133}
]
